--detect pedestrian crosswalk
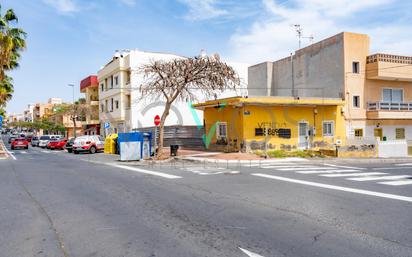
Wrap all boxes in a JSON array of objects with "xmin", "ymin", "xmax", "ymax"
[{"xmin": 257, "ymin": 162, "xmax": 412, "ymax": 187}]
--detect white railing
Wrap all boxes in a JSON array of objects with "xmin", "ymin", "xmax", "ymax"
[{"xmin": 367, "ymin": 102, "xmax": 412, "ymax": 111}]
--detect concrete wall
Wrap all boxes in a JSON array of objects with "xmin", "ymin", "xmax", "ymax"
[
  {"xmin": 248, "ymin": 62, "xmax": 272, "ymax": 96},
  {"xmin": 248, "ymin": 33, "xmax": 346, "ymax": 99}
]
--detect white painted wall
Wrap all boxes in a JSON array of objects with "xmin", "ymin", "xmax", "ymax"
[
  {"xmin": 377, "ymin": 140, "xmax": 408, "ymax": 157},
  {"xmin": 127, "ymin": 50, "xmax": 249, "ymax": 130}
]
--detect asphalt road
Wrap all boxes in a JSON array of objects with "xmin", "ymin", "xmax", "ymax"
[{"xmin": 1, "ymin": 137, "xmax": 412, "ymax": 257}]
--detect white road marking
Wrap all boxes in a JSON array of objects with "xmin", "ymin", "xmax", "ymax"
[
  {"xmin": 41, "ymin": 150, "xmax": 51, "ymax": 153},
  {"xmin": 395, "ymin": 163, "xmax": 412, "ymax": 166},
  {"xmin": 321, "ymin": 172, "xmax": 387, "ymax": 177},
  {"xmin": 20, "ymin": 151, "xmax": 27, "ymax": 154},
  {"xmin": 3, "ymin": 145, "xmax": 16, "ymax": 160},
  {"xmin": 252, "ymin": 173, "xmax": 412, "ymax": 203},
  {"xmin": 379, "ymin": 180, "xmax": 412, "ymax": 186},
  {"xmin": 239, "ymin": 247, "xmax": 265, "ymax": 257},
  {"xmin": 322, "ymin": 163, "xmax": 365, "ymax": 170},
  {"xmin": 261, "ymin": 165, "xmax": 315, "ymax": 169},
  {"xmin": 297, "ymin": 169, "xmax": 361, "ymax": 174},
  {"xmin": 279, "ymin": 167, "xmax": 334, "ymax": 171},
  {"xmin": 347, "ymin": 175, "xmax": 412, "ymax": 182},
  {"xmin": 373, "ymin": 167, "xmax": 411, "ymax": 170},
  {"xmin": 112, "ymin": 164, "xmax": 182, "ymax": 179}
]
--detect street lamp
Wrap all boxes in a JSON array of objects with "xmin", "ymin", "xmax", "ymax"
[
  {"xmin": 67, "ymin": 83, "xmax": 75, "ymax": 104},
  {"xmin": 67, "ymin": 83, "xmax": 76, "ymax": 138}
]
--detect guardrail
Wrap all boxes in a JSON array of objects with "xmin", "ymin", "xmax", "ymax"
[{"xmin": 367, "ymin": 102, "xmax": 412, "ymax": 111}]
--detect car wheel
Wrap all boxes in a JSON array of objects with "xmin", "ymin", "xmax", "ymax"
[
  {"xmin": 73, "ymin": 150, "xmax": 79, "ymax": 154},
  {"xmin": 25, "ymin": 146, "xmax": 28, "ymax": 149},
  {"xmin": 89, "ymin": 146, "xmax": 96, "ymax": 154},
  {"xmin": 67, "ymin": 149, "xmax": 72, "ymax": 153},
  {"xmin": 11, "ymin": 146, "xmax": 14, "ymax": 150}
]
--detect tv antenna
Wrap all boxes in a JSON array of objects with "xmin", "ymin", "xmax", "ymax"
[{"xmin": 292, "ymin": 24, "xmax": 314, "ymax": 49}]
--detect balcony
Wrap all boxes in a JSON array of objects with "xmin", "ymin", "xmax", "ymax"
[
  {"xmin": 367, "ymin": 102, "xmax": 412, "ymax": 119},
  {"xmin": 366, "ymin": 54, "xmax": 412, "ymax": 82},
  {"xmin": 90, "ymin": 100, "xmax": 99, "ymax": 106}
]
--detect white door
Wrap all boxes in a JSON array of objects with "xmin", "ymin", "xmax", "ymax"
[{"xmin": 298, "ymin": 122, "xmax": 309, "ymax": 149}]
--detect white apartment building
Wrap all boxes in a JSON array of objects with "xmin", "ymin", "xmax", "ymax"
[
  {"xmin": 23, "ymin": 104, "xmax": 35, "ymax": 122},
  {"xmin": 98, "ymin": 50, "xmax": 248, "ymax": 137}
]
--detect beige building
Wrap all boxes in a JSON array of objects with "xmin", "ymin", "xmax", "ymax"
[
  {"xmin": 248, "ymin": 32, "xmax": 412, "ymax": 142},
  {"xmin": 33, "ymin": 98, "xmax": 63, "ymax": 122},
  {"xmin": 80, "ymin": 75, "xmax": 100, "ymax": 135}
]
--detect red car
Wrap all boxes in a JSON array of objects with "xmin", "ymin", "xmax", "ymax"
[
  {"xmin": 47, "ymin": 138, "xmax": 68, "ymax": 150},
  {"xmin": 11, "ymin": 138, "xmax": 29, "ymax": 150}
]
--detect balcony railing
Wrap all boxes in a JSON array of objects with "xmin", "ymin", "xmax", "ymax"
[
  {"xmin": 368, "ymin": 102, "xmax": 412, "ymax": 111},
  {"xmin": 366, "ymin": 53, "xmax": 412, "ymax": 64}
]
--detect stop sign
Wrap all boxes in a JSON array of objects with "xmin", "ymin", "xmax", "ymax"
[{"xmin": 154, "ymin": 115, "xmax": 161, "ymax": 126}]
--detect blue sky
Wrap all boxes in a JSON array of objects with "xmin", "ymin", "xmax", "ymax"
[{"xmin": 3, "ymin": 0, "xmax": 412, "ymax": 114}]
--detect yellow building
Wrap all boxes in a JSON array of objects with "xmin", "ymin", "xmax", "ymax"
[
  {"xmin": 249, "ymin": 32, "xmax": 412, "ymax": 143},
  {"xmin": 193, "ymin": 97, "xmax": 346, "ymax": 152}
]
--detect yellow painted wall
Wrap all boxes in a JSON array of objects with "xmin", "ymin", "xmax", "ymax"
[{"xmin": 203, "ymin": 104, "xmax": 346, "ymax": 151}]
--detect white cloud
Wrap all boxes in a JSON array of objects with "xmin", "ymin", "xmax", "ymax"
[
  {"xmin": 228, "ymin": 0, "xmax": 412, "ymax": 63},
  {"xmin": 178, "ymin": 0, "xmax": 228, "ymax": 21},
  {"xmin": 119, "ymin": 0, "xmax": 137, "ymax": 7},
  {"xmin": 42, "ymin": 0, "xmax": 78, "ymax": 13}
]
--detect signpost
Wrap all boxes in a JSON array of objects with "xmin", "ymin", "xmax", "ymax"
[
  {"xmin": 154, "ymin": 115, "xmax": 160, "ymax": 157},
  {"xmin": 0, "ymin": 115, "xmax": 3, "ymax": 130}
]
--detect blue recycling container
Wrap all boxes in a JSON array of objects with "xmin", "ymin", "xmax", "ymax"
[{"xmin": 118, "ymin": 132, "xmax": 152, "ymax": 161}]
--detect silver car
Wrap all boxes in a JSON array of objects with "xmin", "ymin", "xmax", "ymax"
[{"xmin": 31, "ymin": 136, "xmax": 40, "ymax": 147}]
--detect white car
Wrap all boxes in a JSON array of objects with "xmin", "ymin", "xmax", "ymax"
[
  {"xmin": 72, "ymin": 135, "xmax": 105, "ymax": 154},
  {"xmin": 38, "ymin": 135, "xmax": 52, "ymax": 148}
]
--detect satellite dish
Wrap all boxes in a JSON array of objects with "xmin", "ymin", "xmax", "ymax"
[{"xmin": 114, "ymin": 50, "xmax": 121, "ymax": 58}]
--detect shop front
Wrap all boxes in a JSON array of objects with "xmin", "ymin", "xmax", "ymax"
[{"xmin": 193, "ymin": 97, "xmax": 346, "ymax": 152}]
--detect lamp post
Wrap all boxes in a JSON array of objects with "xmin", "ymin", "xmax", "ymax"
[{"xmin": 67, "ymin": 84, "xmax": 76, "ymax": 138}]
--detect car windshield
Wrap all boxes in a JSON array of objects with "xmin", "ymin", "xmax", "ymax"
[
  {"xmin": 40, "ymin": 136, "xmax": 50, "ymax": 140},
  {"xmin": 33, "ymin": 137, "xmax": 38, "ymax": 140}
]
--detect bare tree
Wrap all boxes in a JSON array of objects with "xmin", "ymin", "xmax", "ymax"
[
  {"xmin": 54, "ymin": 99, "xmax": 93, "ymax": 138},
  {"xmin": 139, "ymin": 54, "xmax": 240, "ymax": 158}
]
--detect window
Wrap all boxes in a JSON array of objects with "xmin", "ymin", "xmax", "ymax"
[
  {"xmin": 383, "ymin": 88, "xmax": 403, "ymax": 103},
  {"xmin": 115, "ymin": 100, "xmax": 119, "ymax": 109},
  {"xmin": 100, "ymin": 104, "xmax": 104, "ymax": 113},
  {"xmin": 126, "ymin": 95, "xmax": 131, "ymax": 109},
  {"xmin": 114, "ymin": 76, "xmax": 119, "ymax": 86},
  {"xmin": 216, "ymin": 122, "xmax": 227, "ymax": 139},
  {"xmin": 105, "ymin": 78, "xmax": 108, "ymax": 91},
  {"xmin": 354, "ymin": 128, "xmax": 363, "ymax": 137},
  {"xmin": 100, "ymin": 83, "xmax": 104, "ymax": 92},
  {"xmin": 353, "ymin": 95, "xmax": 360, "ymax": 108},
  {"xmin": 110, "ymin": 98, "xmax": 114, "ymax": 112},
  {"xmin": 322, "ymin": 121, "xmax": 334, "ymax": 136},
  {"xmin": 110, "ymin": 75, "xmax": 114, "ymax": 89},
  {"xmin": 396, "ymin": 128, "xmax": 405, "ymax": 139},
  {"xmin": 105, "ymin": 99, "xmax": 108, "ymax": 112},
  {"xmin": 352, "ymin": 62, "xmax": 360, "ymax": 74}
]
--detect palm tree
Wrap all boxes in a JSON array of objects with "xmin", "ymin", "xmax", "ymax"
[
  {"xmin": 0, "ymin": 5, "xmax": 26, "ymax": 81},
  {"xmin": 0, "ymin": 75, "xmax": 13, "ymax": 107}
]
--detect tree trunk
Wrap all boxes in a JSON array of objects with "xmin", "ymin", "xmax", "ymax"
[
  {"xmin": 157, "ymin": 102, "xmax": 172, "ymax": 159},
  {"xmin": 72, "ymin": 117, "xmax": 77, "ymax": 138}
]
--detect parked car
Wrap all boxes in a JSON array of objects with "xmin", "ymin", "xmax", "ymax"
[
  {"xmin": 46, "ymin": 138, "xmax": 58, "ymax": 149},
  {"xmin": 72, "ymin": 135, "xmax": 104, "ymax": 154},
  {"xmin": 64, "ymin": 138, "xmax": 75, "ymax": 153},
  {"xmin": 48, "ymin": 138, "xmax": 67, "ymax": 150},
  {"xmin": 31, "ymin": 136, "xmax": 39, "ymax": 147},
  {"xmin": 8, "ymin": 135, "xmax": 17, "ymax": 144},
  {"xmin": 38, "ymin": 135, "xmax": 51, "ymax": 148},
  {"xmin": 11, "ymin": 138, "xmax": 29, "ymax": 150}
]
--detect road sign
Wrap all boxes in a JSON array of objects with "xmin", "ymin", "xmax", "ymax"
[
  {"xmin": 104, "ymin": 122, "xmax": 110, "ymax": 129},
  {"xmin": 154, "ymin": 115, "xmax": 161, "ymax": 126},
  {"xmin": 0, "ymin": 115, "xmax": 3, "ymax": 129}
]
